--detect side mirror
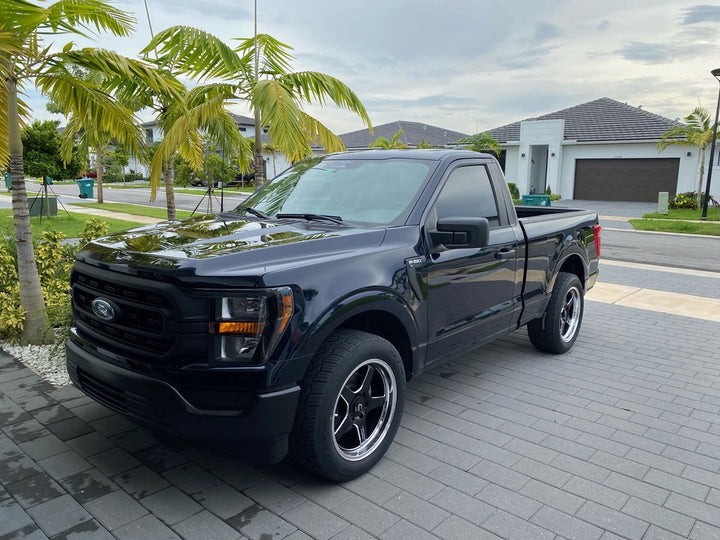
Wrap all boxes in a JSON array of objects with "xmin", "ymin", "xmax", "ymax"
[{"xmin": 429, "ymin": 217, "xmax": 490, "ymax": 249}]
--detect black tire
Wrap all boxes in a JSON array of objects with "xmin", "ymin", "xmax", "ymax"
[
  {"xmin": 527, "ymin": 272, "xmax": 584, "ymax": 354},
  {"xmin": 289, "ymin": 329, "xmax": 406, "ymax": 482}
]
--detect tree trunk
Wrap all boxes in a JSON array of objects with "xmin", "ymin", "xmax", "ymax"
[
  {"xmin": 165, "ymin": 158, "xmax": 176, "ymax": 220},
  {"xmin": 697, "ymin": 146, "xmax": 706, "ymax": 207},
  {"xmin": 95, "ymin": 146, "xmax": 104, "ymax": 203},
  {"xmin": 6, "ymin": 73, "xmax": 53, "ymax": 345},
  {"xmin": 253, "ymin": 108, "xmax": 264, "ymax": 188}
]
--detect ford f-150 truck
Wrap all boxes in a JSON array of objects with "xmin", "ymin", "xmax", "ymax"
[{"xmin": 66, "ymin": 149, "xmax": 600, "ymax": 481}]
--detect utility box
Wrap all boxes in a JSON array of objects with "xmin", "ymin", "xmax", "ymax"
[
  {"xmin": 522, "ymin": 194, "xmax": 552, "ymax": 206},
  {"xmin": 657, "ymin": 192, "xmax": 669, "ymax": 215},
  {"xmin": 28, "ymin": 196, "xmax": 58, "ymax": 217}
]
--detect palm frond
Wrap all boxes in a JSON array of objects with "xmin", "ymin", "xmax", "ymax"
[
  {"xmin": 234, "ymin": 34, "xmax": 294, "ymax": 76},
  {"xmin": 60, "ymin": 48, "xmax": 186, "ymax": 104},
  {"xmin": 36, "ymin": 61, "xmax": 145, "ymax": 161},
  {"xmin": 142, "ymin": 26, "xmax": 247, "ymax": 81},
  {"xmin": 299, "ymin": 113, "xmax": 346, "ymax": 154},
  {"xmin": 44, "ymin": 0, "xmax": 134, "ymax": 36},
  {"xmin": 253, "ymin": 79, "xmax": 311, "ymax": 162},
  {"xmin": 0, "ymin": 0, "xmax": 50, "ymax": 34},
  {"xmin": 280, "ymin": 71, "xmax": 372, "ymax": 130}
]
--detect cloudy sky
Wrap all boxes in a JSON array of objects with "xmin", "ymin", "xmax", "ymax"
[{"xmin": 31, "ymin": 0, "xmax": 720, "ymax": 136}]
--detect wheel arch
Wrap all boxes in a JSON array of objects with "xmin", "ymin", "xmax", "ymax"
[{"xmin": 296, "ymin": 291, "xmax": 420, "ymax": 381}]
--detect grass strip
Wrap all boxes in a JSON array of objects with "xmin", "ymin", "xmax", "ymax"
[
  {"xmin": 641, "ymin": 207, "xmax": 720, "ymax": 221},
  {"xmin": 0, "ymin": 209, "xmax": 143, "ymax": 242},
  {"xmin": 629, "ymin": 218, "xmax": 720, "ymax": 236}
]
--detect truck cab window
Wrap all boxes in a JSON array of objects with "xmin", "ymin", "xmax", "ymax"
[{"xmin": 431, "ymin": 165, "xmax": 500, "ymax": 227}]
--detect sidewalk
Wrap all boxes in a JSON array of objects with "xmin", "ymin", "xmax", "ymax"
[{"xmin": 64, "ymin": 204, "xmax": 164, "ymax": 224}]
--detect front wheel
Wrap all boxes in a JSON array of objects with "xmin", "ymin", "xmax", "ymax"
[
  {"xmin": 290, "ymin": 330, "xmax": 406, "ymax": 482},
  {"xmin": 527, "ymin": 272, "xmax": 584, "ymax": 354}
]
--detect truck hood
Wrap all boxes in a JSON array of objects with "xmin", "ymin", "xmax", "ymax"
[{"xmin": 75, "ymin": 214, "xmax": 386, "ymax": 281}]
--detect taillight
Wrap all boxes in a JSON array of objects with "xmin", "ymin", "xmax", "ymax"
[{"xmin": 593, "ymin": 224, "xmax": 602, "ymax": 258}]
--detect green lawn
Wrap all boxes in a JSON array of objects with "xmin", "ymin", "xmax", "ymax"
[
  {"xmin": 641, "ymin": 207, "xmax": 720, "ymax": 221},
  {"xmin": 0, "ymin": 209, "xmax": 142, "ymax": 241},
  {"xmin": 629, "ymin": 218, "xmax": 720, "ymax": 236},
  {"xmin": 69, "ymin": 202, "xmax": 194, "ymax": 219}
]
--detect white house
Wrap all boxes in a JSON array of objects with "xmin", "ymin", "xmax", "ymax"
[
  {"xmin": 488, "ymin": 98, "xmax": 715, "ymax": 202},
  {"xmin": 128, "ymin": 112, "xmax": 292, "ymax": 180}
]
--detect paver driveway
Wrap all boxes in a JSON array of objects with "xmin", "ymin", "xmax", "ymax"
[{"xmin": 1, "ymin": 259, "xmax": 719, "ymax": 539}]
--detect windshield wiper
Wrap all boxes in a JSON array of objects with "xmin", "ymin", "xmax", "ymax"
[
  {"xmin": 276, "ymin": 213, "xmax": 344, "ymax": 225},
  {"xmin": 235, "ymin": 206, "xmax": 270, "ymax": 219}
]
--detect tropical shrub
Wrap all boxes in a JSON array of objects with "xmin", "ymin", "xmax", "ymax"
[
  {"xmin": 0, "ymin": 219, "xmax": 110, "ymax": 341},
  {"xmin": 507, "ymin": 182, "xmax": 520, "ymax": 200},
  {"xmin": 670, "ymin": 192, "xmax": 700, "ymax": 209}
]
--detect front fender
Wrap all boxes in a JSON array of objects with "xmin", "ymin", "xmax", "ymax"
[{"xmin": 294, "ymin": 288, "xmax": 423, "ymax": 378}]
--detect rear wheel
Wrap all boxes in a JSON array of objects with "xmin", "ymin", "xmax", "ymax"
[
  {"xmin": 290, "ymin": 330, "xmax": 405, "ymax": 482},
  {"xmin": 528, "ymin": 272, "xmax": 584, "ymax": 354}
]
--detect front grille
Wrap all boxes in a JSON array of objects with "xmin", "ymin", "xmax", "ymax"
[
  {"xmin": 75, "ymin": 272, "xmax": 169, "ymax": 308},
  {"xmin": 77, "ymin": 369, "xmax": 129, "ymax": 414},
  {"xmin": 72, "ymin": 270, "xmax": 175, "ymax": 356}
]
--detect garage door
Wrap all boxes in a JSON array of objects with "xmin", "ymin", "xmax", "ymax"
[{"xmin": 573, "ymin": 158, "xmax": 679, "ymax": 201}]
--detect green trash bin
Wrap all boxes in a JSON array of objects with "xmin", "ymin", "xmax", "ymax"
[
  {"xmin": 77, "ymin": 178, "xmax": 94, "ymax": 199},
  {"xmin": 521, "ymin": 194, "xmax": 552, "ymax": 206},
  {"xmin": 3, "ymin": 172, "xmax": 11, "ymax": 190}
]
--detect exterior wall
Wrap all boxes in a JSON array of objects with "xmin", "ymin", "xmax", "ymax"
[{"xmin": 516, "ymin": 120, "xmax": 564, "ymax": 195}]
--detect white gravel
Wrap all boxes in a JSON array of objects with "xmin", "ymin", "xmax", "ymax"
[{"xmin": 0, "ymin": 340, "xmax": 70, "ymax": 387}]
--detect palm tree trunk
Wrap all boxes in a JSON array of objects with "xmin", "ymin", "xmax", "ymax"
[
  {"xmin": 253, "ymin": 109, "xmax": 264, "ymax": 188},
  {"xmin": 698, "ymin": 147, "xmax": 706, "ymax": 207},
  {"xmin": 6, "ymin": 72, "xmax": 53, "ymax": 345},
  {"xmin": 164, "ymin": 158, "xmax": 176, "ymax": 220},
  {"xmin": 95, "ymin": 146, "xmax": 104, "ymax": 203}
]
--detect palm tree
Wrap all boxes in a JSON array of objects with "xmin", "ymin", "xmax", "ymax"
[
  {"xmin": 657, "ymin": 106, "xmax": 717, "ymax": 206},
  {"xmin": 0, "ymin": 0, "xmax": 180, "ymax": 344},
  {"xmin": 144, "ymin": 83, "xmax": 253, "ymax": 206},
  {"xmin": 141, "ymin": 27, "xmax": 372, "ymax": 188},
  {"xmin": 370, "ymin": 130, "xmax": 408, "ymax": 149},
  {"xmin": 57, "ymin": 67, "xmax": 147, "ymax": 205},
  {"xmin": 458, "ymin": 132, "xmax": 501, "ymax": 155}
]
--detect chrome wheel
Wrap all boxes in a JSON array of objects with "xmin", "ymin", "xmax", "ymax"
[
  {"xmin": 332, "ymin": 358, "xmax": 397, "ymax": 462},
  {"xmin": 560, "ymin": 286, "xmax": 581, "ymax": 342}
]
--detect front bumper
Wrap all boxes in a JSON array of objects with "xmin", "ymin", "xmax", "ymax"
[{"xmin": 66, "ymin": 331, "xmax": 300, "ymax": 463}]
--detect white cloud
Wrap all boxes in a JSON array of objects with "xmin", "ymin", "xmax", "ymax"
[{"xmin": 26, "ymin": 0, "xmax": 720, "ymax": 137}]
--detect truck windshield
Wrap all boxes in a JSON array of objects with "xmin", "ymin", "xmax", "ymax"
[{"xmin": 236, "ymin": 156, "xmax": 435, "ymax": 225}]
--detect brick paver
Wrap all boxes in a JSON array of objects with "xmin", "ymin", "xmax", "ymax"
[{"xmin": 1, "ymin": 260, "xmax": 719, "ymax": 539}]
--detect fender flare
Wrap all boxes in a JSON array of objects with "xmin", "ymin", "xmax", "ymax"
[{"xmin": 294, "ymin": 288, "xmax": 423, "ymax": 376}]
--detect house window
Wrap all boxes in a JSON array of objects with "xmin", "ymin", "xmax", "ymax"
[
  {"xmin": 263, "ymin": 128, "xmax": 269, "ymax": 134},
  {"xmin": 239, "ymin": 127, "xmax": 247, "ymax": 132},
  {"xmin": 146, "ymin": 129, "xmax": 153, "ymax": 143}
]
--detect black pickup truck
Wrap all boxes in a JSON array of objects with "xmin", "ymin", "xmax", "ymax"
[{"xmin": 66, "ymin": 149, "xmax": 600, "ymax": 481}]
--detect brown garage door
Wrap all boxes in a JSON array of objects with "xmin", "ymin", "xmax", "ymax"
[{"xmin": 573, "ymin": 158, "xmax": 679, "ymax": 201}]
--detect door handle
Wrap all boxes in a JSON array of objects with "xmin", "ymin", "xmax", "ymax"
[{"xmin": 495, "ymin": 248, "xmax": 516, "ymax": 260}]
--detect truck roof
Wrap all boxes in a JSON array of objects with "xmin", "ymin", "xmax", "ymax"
[{"xmin": 325, "ymin": 149, "xmax": 495, "ymax": 161}]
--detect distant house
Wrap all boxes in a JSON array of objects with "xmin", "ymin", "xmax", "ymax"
[
  {"xmin": 339, "ymin": 120, "xmax": 469, "ymax": 150},
  {"xmin": 487, "ymin": 97, "xmax": 706, "ymax": 202},
  {"xmin": 130, "ymin": 112, "xmax": 291, "ymax": 179}
]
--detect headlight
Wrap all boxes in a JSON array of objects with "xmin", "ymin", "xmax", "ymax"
[{"xmin": 210, "ymin": 287, "xmax": 294, "ymax": 365}]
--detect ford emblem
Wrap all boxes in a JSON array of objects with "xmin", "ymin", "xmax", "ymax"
[{"xmin": 91, "ymin": 298, "xmax": 116, "ymax": 322}]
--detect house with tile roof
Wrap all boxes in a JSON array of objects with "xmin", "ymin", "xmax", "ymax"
[
  {"xmin": 339, "ymin": 120, "xmax": 469, "ymax": 150},
  {"xmin": 487, "ymin": 97, "xmax": 706, "ymax": 202}
]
